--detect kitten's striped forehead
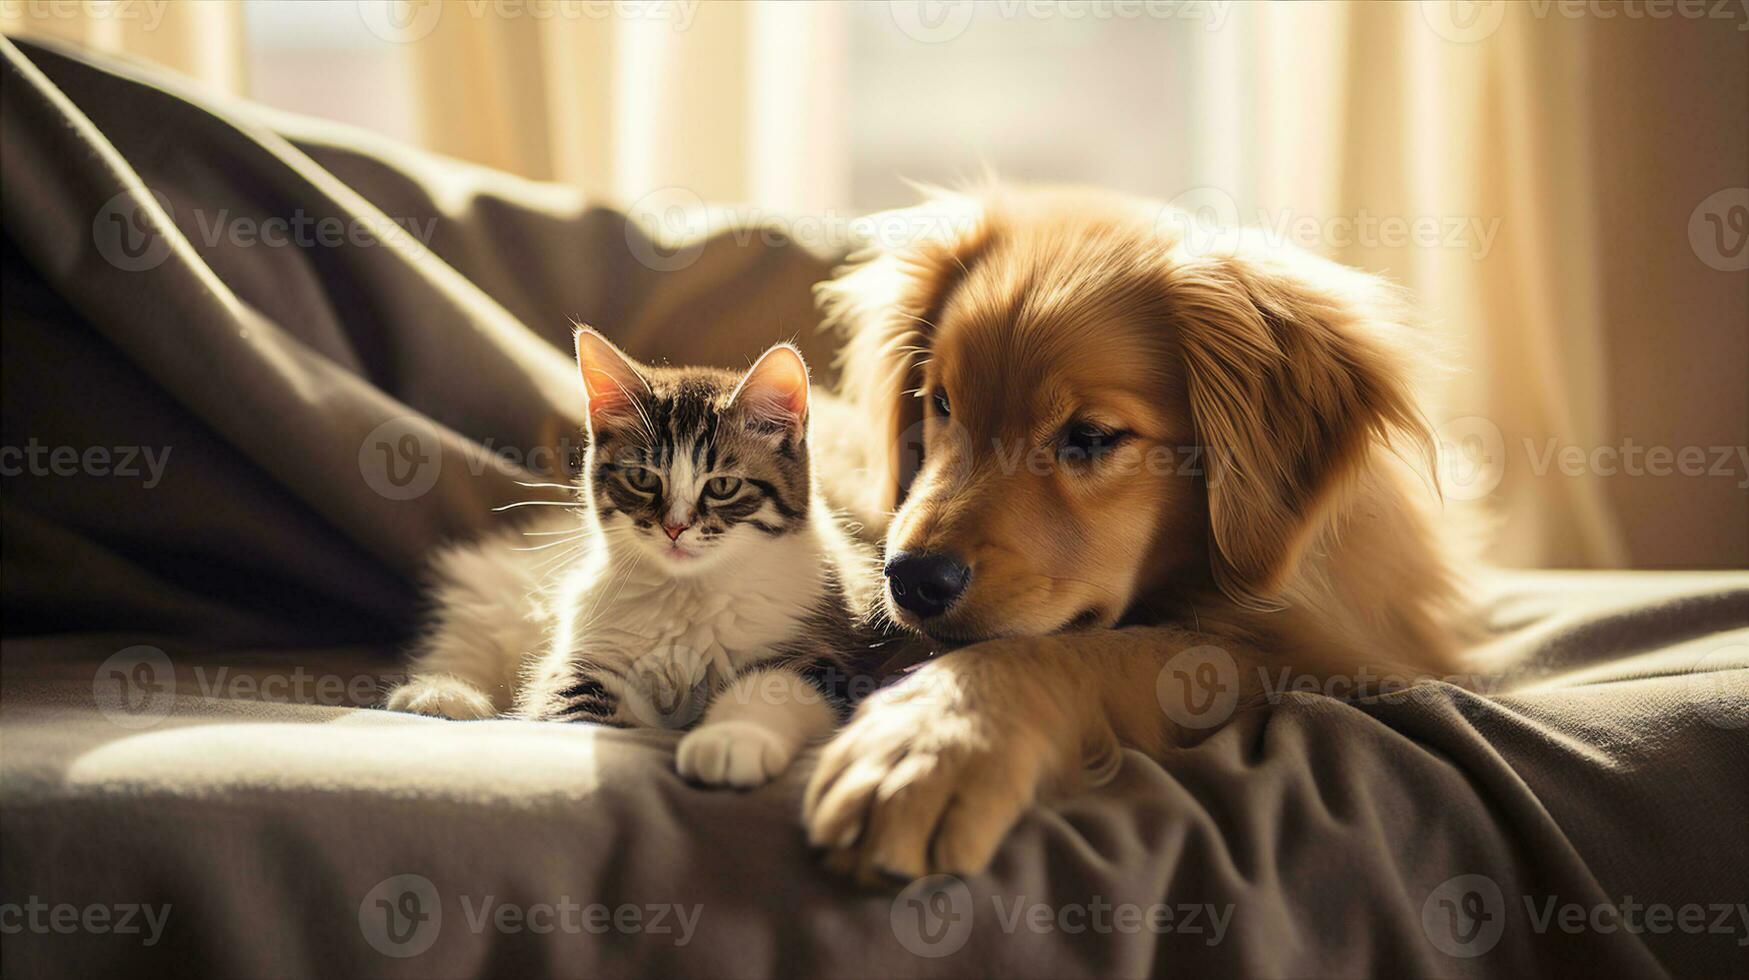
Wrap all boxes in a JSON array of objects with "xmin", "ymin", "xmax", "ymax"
[
  {"xmin": 589, "ymin": 364, "xmax": 810, "ymax": 538},
  {"xmin": 643, "ymin": 375, "xmax": 728, "ymax": 459}
]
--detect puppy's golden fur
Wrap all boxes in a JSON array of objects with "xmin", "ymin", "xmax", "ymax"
[{"xmin": 803, "ymin": 186, "xmax": 1474, "ymax": 883}]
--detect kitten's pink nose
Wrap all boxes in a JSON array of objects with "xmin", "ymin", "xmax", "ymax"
[{"xmin": 662, "ymin": 522, "xmax": 691, "ymax": 542}]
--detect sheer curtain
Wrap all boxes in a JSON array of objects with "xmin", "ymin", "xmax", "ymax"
[
  {"xmin": 1199, "ymin": 2, "xmax": 1744, "ymax": 568},
  {"xmin": 390, "ymin": 0, "xmax": 845, "ymax": 210},
  {"xmin": 0, "ymin": 0, "xmax": 247, "ymax": 93},
  {"xmin": 4, "ymin": 0, "xmax": 1742, "ymax": 568},
  {"xmin": 2, "ymin": 0, "xmax": 842, "ymax": 208}
]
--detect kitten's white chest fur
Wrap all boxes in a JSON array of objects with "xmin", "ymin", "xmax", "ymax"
[{"xmin": 545, "ymin": 523, "xmax": 831, "ymax": 728}]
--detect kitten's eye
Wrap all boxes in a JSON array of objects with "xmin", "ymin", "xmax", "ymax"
[
  {"xmin": 1058, "ymin": 422, "xmax": 1127, "ymax": 464},
  {"xmin": 622, "ymin": 467, "xmax": 660, "ymax": 492},
  {"xmin": 932, "ymin": 389, "xmax": 951, "ymax": 418},
  {"xmin": 703, "ymin": 476, "xmax": 742, "ymax": 501}
]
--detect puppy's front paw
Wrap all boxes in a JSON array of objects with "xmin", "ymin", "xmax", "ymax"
[
  {"xmin": 803, "ymin": 677, "xmax": 1044, "ymax": 885},
  {"xmin": 678, "ymin": 721, "xmax": 795, "ymax": 788},
  {"xmin": 384, "ymin": 676, "xmax": 496, "ymax": 720}
]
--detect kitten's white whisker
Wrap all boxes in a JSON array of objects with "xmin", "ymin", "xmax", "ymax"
[
  {"xmin": 515, "ymin": 481, "xmax": 579, "ymax": 491},
  {"xmin": 569, "ymin": 551, "xmax": 640, "ymax": 634},
  {"xmin": 532, "ymin": 543, "xmax": 591, "ymax": 576},
  {"xmin": 492, "ymin": 500, "xmax": 578, "ymax": 511},
  {"xmin": 511, "ymin": 535, "xmax": 589, "ymax": 552}
]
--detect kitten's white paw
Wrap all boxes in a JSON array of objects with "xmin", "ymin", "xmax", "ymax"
[
  {"xmin": 385, "ymin": 676, "xmax": 496, "ymax": 720},
  {"xmin": 677, "ymin": 721, "xmax": 795, "ymax": 788}
]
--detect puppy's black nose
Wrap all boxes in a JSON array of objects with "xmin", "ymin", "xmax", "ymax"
[{"xmin": 884, "ymin": 551, "xmax": 971, "ymax": 619}]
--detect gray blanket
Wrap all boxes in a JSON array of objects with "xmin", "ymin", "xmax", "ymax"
[{"xmin": 3, "ymin": 37, "xmax": 1746, "ymax": 979}]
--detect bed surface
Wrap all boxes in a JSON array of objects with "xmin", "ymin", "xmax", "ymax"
[
  {"xmin": 4, "ymin": 571, "xmax": 1747, "ymax": 978},
  {"xmin": 2, "ymin": 36, "xmax": 1746, "ymax": 979}
]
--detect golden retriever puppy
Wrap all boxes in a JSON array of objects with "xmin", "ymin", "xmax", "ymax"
[{"xmin": 803, "ymin": 186, "xmax": 1473, "ymax": 883}]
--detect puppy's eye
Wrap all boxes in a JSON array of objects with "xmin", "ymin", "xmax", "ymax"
[
  {"xmin": 1059, "ymin": 423, "xmax": 1126, "ymax": 463},
  {"xmin": 622, "ymin": 467, "xmax": 661, "ymax": 492},
  {"xmin": 932, "ymin": 390, "xmax": 951, "ymax": 418},
  {"xmin": 703, "ymin": 476, "xmax": 742, "ymax": 501}
]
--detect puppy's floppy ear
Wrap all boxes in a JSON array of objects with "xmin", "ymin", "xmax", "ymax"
[
  {"xmin": 573, "ymin": 326, "xmax": 650, "ymax": 432},
  {"xmin": 815, "ymin": 192, "xmax": 990, "ymax": 510},
  {"xmin": 730, "ymin": 343, "xmax": 810, "ymax": 436},
  {"xmin": 1164, "ymin": 238, "xmax": 1435, "ymax": 610}
]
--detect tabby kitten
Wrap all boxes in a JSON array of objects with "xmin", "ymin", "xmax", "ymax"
[{"xmin": 386, "ymin": 329, "xmax": 899, "ymax": 788}]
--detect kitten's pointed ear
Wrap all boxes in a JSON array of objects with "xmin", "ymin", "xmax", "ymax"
[
  {"xmin": 573, "ymin": 326, "xmax": 650, "ymax": 428},
  {"xmin": 730, "ymin": 343, "xmax": 810, "ymax": 434}
]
